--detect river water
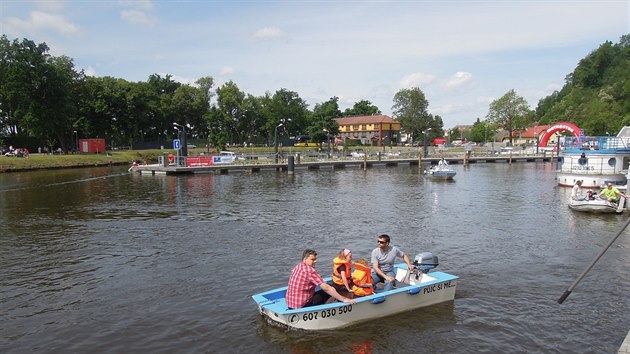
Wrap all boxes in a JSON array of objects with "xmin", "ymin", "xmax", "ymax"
[{"xmin": 1, "ymin": 161, "xmax": 630, "ymax": 353}]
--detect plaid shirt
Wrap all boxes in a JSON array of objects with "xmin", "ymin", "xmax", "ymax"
[{"xmin": 286, "ymin": 261, "xmax": 325, "ymax": 309}]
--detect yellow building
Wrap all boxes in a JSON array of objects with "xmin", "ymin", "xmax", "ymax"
[{"xmin": 334, "ymin": 115, "xmax": 401, "ymax": 146}]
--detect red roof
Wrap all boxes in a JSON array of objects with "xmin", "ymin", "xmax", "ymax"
[
  {"xmin": 335, "ymin": 115, "xmax": 395, "ymax": 125},
  {"xmin": 512, "ymin": 125, "xmax": 552, "ymax": 138}
]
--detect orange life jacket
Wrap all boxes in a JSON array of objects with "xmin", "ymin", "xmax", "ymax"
[
  {"xmin": 351, "ymin": 262, "xmax": 374, "ymax": 297},
  {"xmin": 332, "ymin": 257, "xmax": 351, "ymax": 286}
]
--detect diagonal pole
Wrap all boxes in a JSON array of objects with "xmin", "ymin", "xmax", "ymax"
[{"xmin": 558, "ymin": 216, "xmax": 630, "ymax": 304}]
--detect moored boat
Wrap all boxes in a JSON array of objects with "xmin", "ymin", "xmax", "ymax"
[
  {"xmin": 252, "ymin": 253, "xmax": 458, "ymax": 330},
  {"xmin": 212, "ymin": 151, "xmax": 236, "ymax": 164},
  {"xmin": 556, "ymin": 127, "xmax": 630, "ymax": 189}
]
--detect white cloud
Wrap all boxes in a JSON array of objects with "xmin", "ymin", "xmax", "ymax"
[
  {"xmin": 477, "ymin": 96, "xmax": 495, "ymax": 105},
  {"xmin": 4, "ymin": 11, "xmax": 80, "ymax": 36},
  {"xmin": 120, "ymin": 10, "xmax": 157, "ymax": 25},
  {"xmin": 432, "ymin": 103, "xmax": 457, "ymax": 115},
  {"xmin": 118, "ymin": 0, "xmax": 157, "ymax": 25},
  {"xmin": 164, "ymin": 74, "xmax": 195, "ymax": 85},
  {"xmin": 399, "ymin": 73, "xmax": 435, "ymax": 88},
  {"xmin": 36, "ymin": 0, "xmax": 66, "ymax": 12},
  {"xmin": 444, "ymin": 72, "xmax": 473, "ymax": 90},
  {"xmin": 220, "ymin": 66, "xmax": 235, "ymax": 76},
  {"xmin": 118, "ymin": 0, "xmax": 155, "ymax": 11},
  {"xmin": 84, "ymin": 66, "xmax": 97, "ymax": 77},
  {"xmin": 253, "ymin": 27, "xmax": 285, "ymax": 38}
]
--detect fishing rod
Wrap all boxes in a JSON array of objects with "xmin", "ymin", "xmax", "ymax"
[{"xmin": 558, "ymin": 216, "xmax": 630, "ymax": 304}]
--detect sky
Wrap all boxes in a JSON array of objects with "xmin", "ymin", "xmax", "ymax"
[{"xmin": 1, "ymin": 1, "xmax": 629, "ymax": 128}]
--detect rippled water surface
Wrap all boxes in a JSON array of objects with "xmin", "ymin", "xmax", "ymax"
[{"xmin": 2, "ymin": 162, "xmax": 630, "ymax": 353}]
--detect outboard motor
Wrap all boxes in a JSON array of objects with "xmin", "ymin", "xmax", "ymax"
[
  {"xmin": 397, "ymin": 252, "xmax": 440, "ymax": 285},
  {"xmin": 413, "ymin": 252, "xmax": 439, "ymax": 274}
]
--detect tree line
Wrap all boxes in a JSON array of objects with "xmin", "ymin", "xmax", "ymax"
[
  {"xmin": 2, "ymin": 34, "xmax": 628, "ymax": 152},
  {"xmin": 0, "ymin": 35, "xmax": 445, "ymax": 152}
]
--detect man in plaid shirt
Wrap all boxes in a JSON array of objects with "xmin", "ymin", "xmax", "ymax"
[{"xmin": 286, "ymin": 249, "xmax": 356, "ymax": 309}]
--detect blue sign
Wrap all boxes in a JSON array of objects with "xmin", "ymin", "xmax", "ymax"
[{"xmin": 173, "ymin": 139, "xmax": 181, "ymax": 150}]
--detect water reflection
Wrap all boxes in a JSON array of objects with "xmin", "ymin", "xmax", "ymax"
[{"xmin": 2, "ymin": 163, "xmax": 630, "ymax": 353}]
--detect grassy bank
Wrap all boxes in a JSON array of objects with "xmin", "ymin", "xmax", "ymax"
[{"xmin": 0, "ymin": 150, "xmax": 164, "ymax": 172}]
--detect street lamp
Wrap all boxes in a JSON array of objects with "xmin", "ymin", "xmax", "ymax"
[
  {"xmin": 73, "ymin": 130, "xmax": 78, "ymax": 153},
  {"xmin": 274, "ymin": 123, "xmax": 283, "ymax": 163},
  {"xmin": 173, "ymin": 122, "xmax": 189, "ymax": 166},
  {"xmin": 422, "ymin": 128, "xmax": 432, "ymax": 158},
  {"xmin": 323, "ymin": 128, "xmax": 331, "ymax": 159},
  {"xmin": 173, "ymin": 122, "xmax": 189, "ymax": 158}
]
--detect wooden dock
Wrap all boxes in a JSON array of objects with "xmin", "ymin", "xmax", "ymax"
[{"xmin": 131, "ymin": 155, "xmax": 556, "ymax": 175}]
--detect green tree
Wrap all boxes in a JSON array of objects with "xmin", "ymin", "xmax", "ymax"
[
  {"xmin": 392, "ymin": 87, "xmax": 433, "ymax": 144},
  {"xmin": 536, "ymin": 35, "xmax": 630, "ymax": 134},
  {"xmin": 172, "ymin": 84, "xmax": 208, "ymax": 138},
  {"xmin": 262, "ymin": 88, "xmax": 309, "ymax": 145},
  {"xmin": 486, "ymin": 89, "xmax": 531, "ymax": 146},
  {"xmin": 214, "ymin": 81, "xmax": 245, "ymax": 145},
  {"xmin": 309, "ymin": 96, "xmax": 341, "ymax": 142},
  {"xmin": 25, "ymin": 55, "xmax": 84, "ymax": 151},
  {"xmin": 470, "ymin": 119, "xmax": 496, "ymax": 144},
  {"xmin": 240, "ymin": 94, "xmax": 265, "ymax": 145},
  {"xmin": 343, "ymin": 100, "xmax": 381, "ymax": 116}
]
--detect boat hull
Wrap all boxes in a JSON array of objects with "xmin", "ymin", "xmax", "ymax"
[
  {"xmin": 425, "ymin": 169, "xmax": 456, "ymax": 180},
  {"xmin": 252, "ymin": 267, "xmax": 458, "ymax": 330},
  {"xmin": 556, "ymin": 133, "xmax": 630, "ymax": 188},
  {"xmin": 568, "ymin": 198, "xmax": 625, "ymax": 213},
  {"xmin": 557, "ymin": 171, "xmax": 626, "ymax": 189}
]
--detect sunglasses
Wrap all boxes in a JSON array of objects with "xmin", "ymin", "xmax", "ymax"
[{"xmin": 377, "ymin": 240, "xmax": 387, "ymax": 244}]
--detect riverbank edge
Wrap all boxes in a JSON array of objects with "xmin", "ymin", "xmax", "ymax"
[{"xmin": 0, "ymin": 161, "xmax": 130, "ymax": 173}]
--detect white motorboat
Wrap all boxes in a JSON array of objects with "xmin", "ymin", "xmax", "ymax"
[
  {"xmin": 252, "ymin": 253, "xmax": 458, "ymax": 331},
  {"xmin": 424, "ymin": 166, "xmax": 456, "ymax": 180},
  {"xmin": 568, "ymin": 196, "xmax": 626, "ymax": 213},
  {"xmin": 212, "ymin": 151, "xmax": 236, "ymax": 164}
]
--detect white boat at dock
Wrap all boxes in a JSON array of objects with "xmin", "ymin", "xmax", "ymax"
[
  {"xmin": 556, "ymin": 127, "xmax": 630, "ymax": 189},
  {"xmin": 252, "ymin": 253, "xmax": 458, "ymax": 331},
  {"xmin": 212, "ymin": 151, "xmax": 236, "ymax": 164}
]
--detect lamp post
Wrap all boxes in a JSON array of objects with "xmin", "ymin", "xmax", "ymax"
[
  {"xmin": 323, "ymin": 128, "xmax": 331, "ymax": 159},
  {"xmin": 173, "ymin": 122, "xmax": 189, "ymax": 157},
  {"xmin": 274, "ymin": 123, "xmax": 283, "ymax": 163},
  {"xmin": 173, "ymin": 122, "xmax": 189, "ymax": 166},
  {"xmin": 422, "ymin": 128, "xmax": 432, "ymax": 158},
  {"xmin": 73, "ymin": 130, "xmax": 78, "ymax": 153}
]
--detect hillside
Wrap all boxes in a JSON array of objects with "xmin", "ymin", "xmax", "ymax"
[{"xmin": 536, "ymin": 35, "xmax": 630, "ymax": 135}]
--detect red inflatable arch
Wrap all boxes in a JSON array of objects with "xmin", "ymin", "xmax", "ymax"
[{"xmin": 538, "ymin": 122, "xmax": 581, "ymax": 147}]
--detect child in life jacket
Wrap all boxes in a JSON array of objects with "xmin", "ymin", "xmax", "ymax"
[
  {"xmin": 351, "ymin": 258, "xmax": 374, "ymax": 297},
  {"xmin": 331, "ymin": 249, "xmax": 353, "ymax": 297}
]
